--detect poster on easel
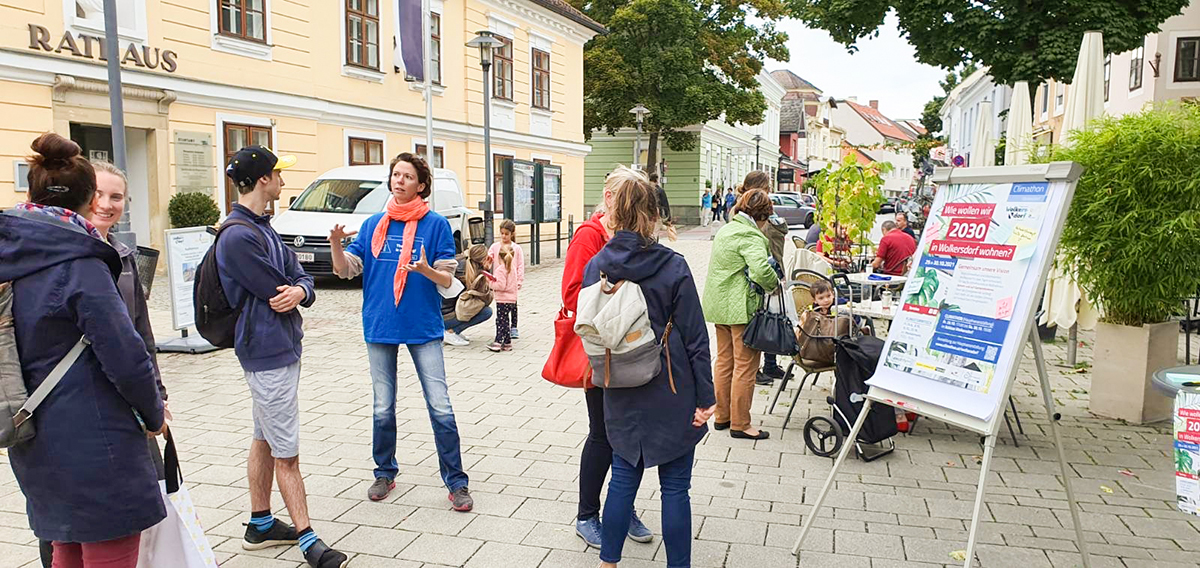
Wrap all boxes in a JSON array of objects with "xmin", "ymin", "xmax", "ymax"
[
  {"xmin": 868, "ymin": 172, "xmax": 1074, "ymax": 422},
  {"xmin": 165, "ymin": 227, "xmax": 214, "ymax": 331}
]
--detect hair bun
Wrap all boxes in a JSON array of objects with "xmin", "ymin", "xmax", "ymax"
[{"xmin": 29, "ymin": 132, "xmax": 83, "ymax": 169}]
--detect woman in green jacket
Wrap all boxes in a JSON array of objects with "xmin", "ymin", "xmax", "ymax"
[{"xmin": 702, "ymin": 188, "xmax": 779, "ymax": 440}]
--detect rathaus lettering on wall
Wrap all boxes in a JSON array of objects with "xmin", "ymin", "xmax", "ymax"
[{"xmin": 26, "ymin": 24, "xmax": 178, "ymax": 73}]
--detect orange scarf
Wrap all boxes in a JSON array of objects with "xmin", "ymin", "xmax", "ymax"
[{"xmin": 371, "ymin": 196, "xmax": 430, "ymax": 306}]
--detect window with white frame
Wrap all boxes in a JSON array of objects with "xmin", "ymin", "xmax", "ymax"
[
  {"xmin": 414, "ymin": 144, "xmax": 445, "ymax": 168},
  {"xmin": 1055, "ymin": 82, "xmax": 1065, "ymax": 111},
  {"xmin": 1104, "ymin": 54, "xmax": 1111, "ymax": 101},
  {"xmin": 493, "ymin": 36, "xmax": 514, "ymax": 101},
  {"xmin": 532, "ymin": 49, "xmax": 551, "ymax": 110},
  {"xmin": 68, "ymin": 0, "xmax": 146, "ymax": 41},
  {"xmin": 1130, "ymin": 46, "xmax": 1145, "ymax": 91},
  {"xmin": 430, "ymin": 13, "xmax": 442, "ymax": 84}
]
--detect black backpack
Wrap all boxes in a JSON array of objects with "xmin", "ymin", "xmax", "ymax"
[{"xmin": 193, "ymin": 218, "xmax": 261, "ymax": 348}]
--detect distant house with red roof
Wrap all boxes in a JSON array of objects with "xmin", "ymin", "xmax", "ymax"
[{"xmin": 830, "ymin": 98, "xmax": 918, "ymax": 196}]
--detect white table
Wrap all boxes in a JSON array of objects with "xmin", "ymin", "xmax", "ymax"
[
  {"xmin": 844, "ymin": 272, "xmax": 908, "ymax": 288},
  {"xmin": 847, "ymin": 301, "xmax": 899, "ymax": 321}
]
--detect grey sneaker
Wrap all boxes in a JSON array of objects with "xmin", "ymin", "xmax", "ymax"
[
  {"xmin": 449, "ymin": 486, "xmax": 474, "ymax": 512},
  {"xmin": 368, "ymin": 477, "xmax": 394, "ymax": 501}
]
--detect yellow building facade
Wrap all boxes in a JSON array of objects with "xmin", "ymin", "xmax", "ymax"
[{"xmin": 0, "ymin": 0, "xmax": 602, "ymax": 249}]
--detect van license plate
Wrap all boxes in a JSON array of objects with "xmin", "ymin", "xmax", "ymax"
[{"xmin": 296, "ymin": 252, "xmax": 315, "ymax": 263}]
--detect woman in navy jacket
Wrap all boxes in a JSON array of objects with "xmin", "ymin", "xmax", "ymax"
[
  {"xmin": 581, "ymin": 167, "xmax": 716, "ymax": 568},
  {"xmin": 0, "ymin": 134, "xmax": 165, "ymax": 566}
]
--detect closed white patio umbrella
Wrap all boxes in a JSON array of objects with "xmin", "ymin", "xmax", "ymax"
[
  {"xmin": 1005, "ymin": 82, "xmax": 1033, "ymax": 166},
  {"xmin": 971, "ymin": 101, "xmax": 995, "ymax": 167},
  {"xmin": 1042, "ymin": 31, "xmax": 1105, "ymax": 364}
]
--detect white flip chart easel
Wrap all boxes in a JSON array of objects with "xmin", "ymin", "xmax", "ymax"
[{"xmin": 792, "ymin": 162, "xmax": 1091, "ymax": 568}]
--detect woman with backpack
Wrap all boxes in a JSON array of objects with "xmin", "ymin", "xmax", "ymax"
[
  {"xmin": 442, "ymin": 244, "xmax": 494, "ymax": 346},
  {"xmin": 0, "ymin": 133, "xmax": 166, "ymax": 567},
  {"xmin": 702, "ymin": 188, "xmax": 779, "ymax": 441},
  {"xmin": 579, "ymin": 166, "xmax": 715, "ymax": 568},
  {"xmin": 557, "ymin": 169, "xmax": 654, "ymax": 549}
]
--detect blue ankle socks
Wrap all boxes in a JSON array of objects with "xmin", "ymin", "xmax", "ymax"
[
  {"xmin": 249, "ymin": 510, "xmax": 275, "ymax": 532},
  {"xmin": 298, "ymin": 527, "xmax": 318, "ymax": 554}
]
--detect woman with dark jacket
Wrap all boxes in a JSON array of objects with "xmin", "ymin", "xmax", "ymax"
[
  {"xmin": 560, "ymin": 170, "xmax": 653, "ymax": 548},
  {"xmin": 583, "ymin": 167, "xmax": 716, "ymax": 568},
  {"xmin": 0, "ymin": 133, "xmax": 166, "ymax": 568}
]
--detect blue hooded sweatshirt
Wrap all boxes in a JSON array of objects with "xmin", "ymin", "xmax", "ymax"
[
  {"xmin": 0, "ymin": 208, "xmax": 166, "ymax": 543},
  {"xmin": 581, "ymin": 231, "xmax": 716, "ymax": 468}
]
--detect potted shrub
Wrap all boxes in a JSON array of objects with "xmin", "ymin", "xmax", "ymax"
[
  {"xmin": 168, "ymin": 192, "xmax": 220, "ymax": 229},
  {"xmin": 1052, "ymin": 104, "xmax": 1200, "ymax": 423},
  {"xmin": 812, "ymin": 154, "xmax": 889, "ymax": 267}
]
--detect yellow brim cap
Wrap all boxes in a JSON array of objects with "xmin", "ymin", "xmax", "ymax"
[{"xmin": 274, "ymin": 154, "xmax": 298, "ymax": 170}]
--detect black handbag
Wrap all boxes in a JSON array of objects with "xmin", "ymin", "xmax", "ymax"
[{"xmin": 742, "ymin": 286, "xmax": 800, "ymax": 356}]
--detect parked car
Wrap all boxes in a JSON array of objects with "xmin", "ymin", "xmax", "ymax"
[
  {"xmin": 272, "ymin": 166, "xmax": 479, "ymax": 276},
  {"xmin": 775, "ymin": 191, "xmax": 818, "ymax": 208},
  {"xmin": 877, "ymin": 198, "xmax": 897, "ymax": 214},
  {"xmin": 769, "ymin": 192, "xmax": 816, "ymax": 228}
]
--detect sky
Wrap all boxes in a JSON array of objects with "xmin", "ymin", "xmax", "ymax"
[{"xmin": 769, "ymin": 13, "xmax": 947, "ymax": 120}]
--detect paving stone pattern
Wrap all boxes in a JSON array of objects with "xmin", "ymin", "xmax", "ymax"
[{"xmin": 2, "ymin": 228, "xmax": 1198, "ymax": 567}]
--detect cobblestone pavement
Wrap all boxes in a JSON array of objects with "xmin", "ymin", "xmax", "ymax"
[{"xmin": 3, "ymin": 227, "xmax": 1199, "ymax": 568}]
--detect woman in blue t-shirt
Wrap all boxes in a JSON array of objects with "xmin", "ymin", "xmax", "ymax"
[{"xmin": 329, "ymin": 153, "xmax": 474, "ymax": 512}]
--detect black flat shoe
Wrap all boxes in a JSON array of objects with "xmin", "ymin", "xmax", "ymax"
[
  {"xmin": 713, "ymin": 421, "xmax": 730, "ymax": 431},
  {"xmin": 731, "ymin": 429, "xmax": 770, "ymax": 440}
]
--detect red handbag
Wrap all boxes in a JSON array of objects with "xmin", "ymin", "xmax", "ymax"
[{"xmin": 541, "ymin": 307, "xmax": 591, "ymax": 388}]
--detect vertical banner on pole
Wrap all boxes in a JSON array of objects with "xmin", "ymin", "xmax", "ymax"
[{"xmin": 792, "ymin": 162, "xmax": 1091, "ymax": 568}]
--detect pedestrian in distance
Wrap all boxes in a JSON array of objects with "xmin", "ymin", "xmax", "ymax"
[
  {"xmin": 723, "ymin": 189, "xmax": 736, "ymax": 222},
  {"xmin": 711, "ymin": 187, "xmax": 723, "ymax": 223},
  {"xmin": 701, "ymin": 189, "xmax": 712, "ymax": 227},
  {"xmin": 328, "ymin": 152, "xmax": 474, "ymax": 513},
  {"xmin": 896, "ymin": 211, "xmax": 917, "ymax": 241},
  {"xmin": 215, "ymin": 146, "xmax": 346, "ymax": 567},
  {"xmin": 703, "ymin": 188, "xmax": 779, "ymax": 440},
  {"xmin": 873, "ymin": 220, "xmax": 917, "ymax": 276},
  {"xmin": 1, "ymin": 133, "xmax": 166, "ymax": 568},
  {"xmin": 488, "ymin": 218, "xmax": 524, "ymax": 351},
  {"xmin": 442, "ymin": 243, "xmax": 495, "ymax": 346},
  {"xmin": 582, "ymin": 166, "xmax": 716, "ymax": 568},
  {"xmin": 559, "ymin": 168, "xmax": 654, "ymax": 549}
]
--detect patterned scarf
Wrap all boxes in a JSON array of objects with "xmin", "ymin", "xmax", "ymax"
[
  {"xmin": 371, "ymin": 196, "xmax": 430, "ymax": 306},
  {"xmin": 14, "ymin": 202, "xmax": 103, "ymax": 240}
]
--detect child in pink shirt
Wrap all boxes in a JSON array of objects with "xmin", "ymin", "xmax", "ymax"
[{"xmin": 488, "ymin": 219, "xmax": 525, "ymax": 351}]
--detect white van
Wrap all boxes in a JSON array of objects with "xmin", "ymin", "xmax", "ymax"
[{"xmin": 272, "ymin": 165, "xmax": 479, "ymax": 276}]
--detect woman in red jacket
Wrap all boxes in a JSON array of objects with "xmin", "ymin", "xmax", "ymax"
[{"xmin": 561, "ymin": 169, "xmax": 653, "ymax": 549}]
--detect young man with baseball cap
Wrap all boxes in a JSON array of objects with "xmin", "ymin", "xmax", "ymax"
[{"xmin": 217, "ymin": 146, "xmax": 348, "ymax": 568}]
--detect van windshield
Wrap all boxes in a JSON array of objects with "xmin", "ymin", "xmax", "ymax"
[{"xmin": 290, "ymin": 179, "xmax": 385, "ymax": 213}]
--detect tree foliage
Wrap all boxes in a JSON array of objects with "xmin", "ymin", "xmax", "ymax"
[
  {"xmin": 814, "ymin": 154, "xmax": 890, "ymax": 259},
  {"xmin": 787, "ymin": 0, "xmax": 1188, "ymax": 85},
  {"xmin": 575, "ymin": 0, "xmax": 789, "ymax": 170}
]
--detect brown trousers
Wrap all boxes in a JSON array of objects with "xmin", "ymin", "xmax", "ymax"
[{"xmin": 713, "ymin": 324, "xmax": 761, "ymax": 432}]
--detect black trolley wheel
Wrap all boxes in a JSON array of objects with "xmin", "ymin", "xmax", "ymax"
[{"xmin": 803, "ymin": 415, "xmax": 845, "ymax": 458}]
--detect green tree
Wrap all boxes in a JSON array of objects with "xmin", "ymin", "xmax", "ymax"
[
  {"xmin": 787, "ymin": 0, "xmax": 1188, "ymax": 85},
  {"xmin": 575, "ymin": 0, "xmax": 789, "ymax": 172}
]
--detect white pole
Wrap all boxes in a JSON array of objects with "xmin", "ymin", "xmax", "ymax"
[
  {"xmin": 792, "ymin": 398, "xmax": 873, "ymax": 556},
  {"xmin": 962, "ymin": 434, "xmax": 997, "ymax": 567},
  {"xmin": 421, "ymin": 0, "xmax": 435, "ymax": 212}
]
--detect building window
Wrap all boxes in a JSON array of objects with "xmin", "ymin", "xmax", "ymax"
[
  {"xmin": 430, "ymin": 13, "xmax": 442, "ymax": 85},
  {"xmin": 493, "ymin": 154, "xmax": 511, "ymax": 215},
  {"xmin": 1177, "ymin": 37, "xmax": 1200, "ymax": 83},
  {"xmin": 223, "ymin": 122, "xmax": 272, "ymax": 212},
  {"xmin": 349, "ymin": 137, "xmax": 383, "ymax": 166},
  {"xmin": 1130, "ymin": 46, "xmax": 1145, "ymax": 90},
  {"xmin": 532, "ymin": 49, "xmax": 551, "ymax": 110},
  {"xmin": 493, "ymin": 36, "xmax": 513, "ymax": 101},
  {"xmin": 346, "ymin": 0, "xmax": 380, "ymax": 69},
  {"xmin": 1103, "ymin": 54, "xmax": 1111, "ymax": 101},
  {"xmin": 414, "ymin": 144, "xmax": 445, "ymax": 168},
  {"xmin": 1041, "ymin": 83, "xmax": 1049, "ymax": 115},
  {"xmin": 1055, "ymin": 82, "xmax": 1065, "ymax": 110},
  {"xmin": 219, "ymin": 0, "xmax": 267, "ymax": 43}
]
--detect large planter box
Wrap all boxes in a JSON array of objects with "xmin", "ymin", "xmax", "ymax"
[{"xmin": 1089, "ymin": 321, "xmax": 1177, "ymax": 424}]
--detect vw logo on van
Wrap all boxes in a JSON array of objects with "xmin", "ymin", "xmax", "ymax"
[{"xmin": 293, "ymin": 236, "xmax": 305, "ymax": 248}]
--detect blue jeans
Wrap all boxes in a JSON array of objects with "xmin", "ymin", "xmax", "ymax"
[
  {"xmin": 366, "ymin": 341, "xmax": 469, "ymax": 491},
  {"xmin": 444, "ymin": 306, "xmax": 493, "ymax": 334},
  {"xmin": 600, "ymin": 448, "xmax": 695, "ymax": 567}
]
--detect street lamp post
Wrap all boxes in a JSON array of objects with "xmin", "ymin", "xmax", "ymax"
[
  {"xmin": 629, "ymin": 104, "xmax": 649, "ymax": 169},
  {"xmin": 753, "ymin": 134, "xmax": 763, "ymax": 171},
  {"xmin": 467, "ymin": 31, "xmax": 505, "ymax": 247}
]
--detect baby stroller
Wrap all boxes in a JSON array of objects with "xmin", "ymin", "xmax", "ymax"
[{"xmin": 799, "ymin": 313, "xmax": 899, "ymax": 462}]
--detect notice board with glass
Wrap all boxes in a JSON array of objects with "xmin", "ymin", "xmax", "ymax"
[
  {"xmin": 503, "ymin": 159, "xmax": 538, "ymax": 224},
  {"xmin": 538, "ymin": 164, "xmax": 562, "ymax": 223}
]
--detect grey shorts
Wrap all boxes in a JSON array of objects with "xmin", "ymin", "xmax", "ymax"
[{"xmin": 245, "ymin": 361, "xmax": 301, "ymax": 459}]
